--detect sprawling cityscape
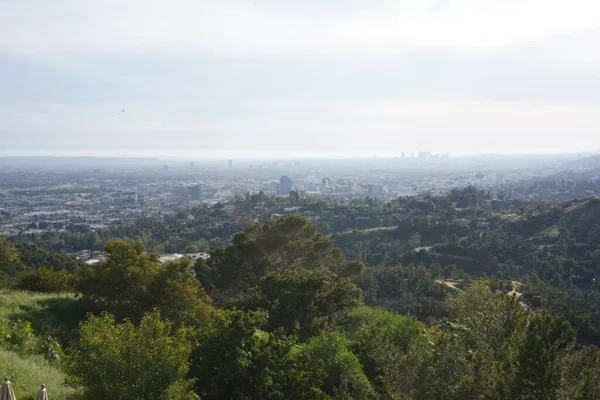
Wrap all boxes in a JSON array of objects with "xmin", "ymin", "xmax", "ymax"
[
  {"xmin": 2, "ymin": 153, "xmax": 600, "ymax": 251},
  {"xmin": 3, "ymin": 0, "xmax": 600, "ymax": 397},
  {"xmin": 0, "ymin": 153, "xmax": 600, "ymax": 231}
]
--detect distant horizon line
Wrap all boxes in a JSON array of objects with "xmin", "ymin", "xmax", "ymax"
[{"xmin": 0, "ymin": 148, "xmax": 597, "ymax": 161}]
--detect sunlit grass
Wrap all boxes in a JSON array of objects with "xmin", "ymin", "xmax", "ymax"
[
  {"xmin": 0, "ymin": 290, "xmax": 87, "ymax": 399},
  {"xmin": 0, "ymin": 290, "xmax": 86, "ymax": 344},
  {"xmin": 0, "ymin": 348, "xmax": 82, "ymax": 400}
]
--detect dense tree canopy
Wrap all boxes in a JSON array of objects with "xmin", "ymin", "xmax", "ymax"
[
  {"xmin": 4, "ymin": 195, "xmax": 600, "ymax": 399},
  {"xmin": 231, "ymin": 268, "xmax": 362, "ymax": 340},
  {"xmin": 190, "ymin": 310, "xmax": 328, "ymax": 400},
  {"xmin": 200, "ymin": 215, "xmax": 364, "ymax": 301},
  {"xmin": 77, "ymin": 240, "xmax": 213, "ymax": 327}
]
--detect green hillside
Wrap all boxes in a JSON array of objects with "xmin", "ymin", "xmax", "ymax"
[
  {"xmin": 0, "ymin": 290, "xmax": 86, "ymax": 344},
  {"xmin": 520, "ymin": 196, "xmax": 600, "ymax": 242},
  {"xmin": 553, "ymin": 196, "xmax": 600, "ymax": 240}
]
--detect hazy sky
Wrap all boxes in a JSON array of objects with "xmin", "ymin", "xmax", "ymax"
[{"xmin": 1, "ymin": 0, "xmax": 600, "ymax": 157}]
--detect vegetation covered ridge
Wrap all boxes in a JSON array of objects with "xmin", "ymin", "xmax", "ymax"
[{"xmin": 0, "ymin": 196, "xmax": 598, "ymax": 398}]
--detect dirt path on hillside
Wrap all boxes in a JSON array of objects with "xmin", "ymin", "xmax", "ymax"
[
  {"xmin": 435, "ymin": 280, "xmax": 464, "ymax": 291},
  {"xmin": 508, "ymin": 281, "xmax": 523, "ymax": 298}
]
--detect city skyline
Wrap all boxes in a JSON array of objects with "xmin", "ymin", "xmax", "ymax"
[{"xmin": 0, "ymin": 148, "xmax": 597, "ymax": 161}]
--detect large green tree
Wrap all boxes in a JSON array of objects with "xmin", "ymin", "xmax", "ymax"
[
  {"xmin": 446, "ymin": 282, "xmax": 530, "ymax": 397},
  {"xmin": 510, "ymin": 310, "xmax": 575, "ymax": 400},
  {"xmin": 230, "ymin": 268, "xmax": 362, "ymax": 340},
  {"xmin": 200, "ymin": 216, "xmax": 364, "ymax": 299},
  {"xmin": 77, "ymin": 240, "xmax": 212, "ymax": 326},
  {"xmin": 560, "ymin": 345, "xmax": 600, "ymax": 399},
  {"xmin": 382, "ymin": 283, "xmax": 532, "ymax": 399}
]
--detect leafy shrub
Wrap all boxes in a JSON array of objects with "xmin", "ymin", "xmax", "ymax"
[
  {"xmin": 76, "ymin": 240, "xmax": 212, "ymax": 327},
  {"xmin": 303, "ymin": 331, "xmax": 377, "ymax": 399},
  {"xmin": 190, "ymin": 310, "xmax": 328, "ymax": 400},
  {"xmin": 342, "ymin": 306, "xmax": 424, "ymax": 387},
  {"xmin": 38, "ymin": 334, "xmax": 64, "ymax": 361},
  {"xmin": 184, "ymin": 244, "xmax": 198, "ymax": 253},
  {"xmin": 1, "ymin": 318, "xmax": 36, "ymax": 353},
  {"xmin": 64, "ymin": 311, "xmax": 195, "ymax": 400},
  {"xmin": 15, "ymin": 267, "xmax": 77, "ymax": 293}
]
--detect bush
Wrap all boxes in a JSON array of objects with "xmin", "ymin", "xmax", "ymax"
[
  {"xmin": 303, "ymin": 331, "xmax": 377, "ymax": 399},
  {"xmin": 1, "ymin": 318, "xmax": 35, "ymax": 349},
  {"xmin": 64, "ymin": 311, "xmax": 195, "ymax": 400},
  {"xmin": 76, "ymin": 240, "xmax": 213, "ymax": 327},
  {"xmin": 184, "ymin": 244, "xmax": 198, "ymax": 253},
  {"xmin": 342, "ymin": 306, "xmax": 424, "ymax": 386},
  {"xmin": 1, "ymin": 315, "xmax": 64, "ymax": 360},
  {"xmin": 38, "ymin": 333, "xmax": 64, "ymax": 361},
  {"xmin": 15, "ymin": 267, "xmax": 77, "ymax": 293},
  {"xmin": 190, "ymin": 310, "xmax": 328, "ymax": 399}
]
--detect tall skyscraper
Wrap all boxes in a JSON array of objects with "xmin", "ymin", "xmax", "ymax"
[
  {"xmin": 228, "ymin": 159, "xmax": 233, "ymax": 168},
  {"xmin": 188, "ymin": 184, "xmax": 202, "ymax": 200},
  {"xmin": 278, "ymin": 176, "xmax": 292, "ymax": 195},
  {"xmin": 367, "ymin": 184, "xmax": 384, "ymax": 196}
]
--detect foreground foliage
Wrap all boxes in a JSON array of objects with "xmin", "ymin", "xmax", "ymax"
[
  {"xmin": 190, "ymin": 310, "xmax": 328, "ymax": 399},
  {"xmin": 76, "ymin": 240, "xmax": 213, "ymax": 327},
  {"xmin": 2, "ymin": 214, "xmax": 600, "ymax": 399},
  {"xmin": 64, "ymin": 311, "xmax": 195, "ymax": 400}
]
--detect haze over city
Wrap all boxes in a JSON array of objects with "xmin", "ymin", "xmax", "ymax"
[
  {"xmin": 2, "ymin": 0, "xmax": 600, "ymax": 156},
  {"xmin": 5, "ymin": 2, "xmax": 600, "ymax": 399}
]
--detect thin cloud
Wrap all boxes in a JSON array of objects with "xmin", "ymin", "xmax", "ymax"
[
  {"xmin": 1, "ymin": 0, "xmax": 599, "ymax": 155},
  {"xmin": 3, "ymin": 99, "xmax": 600, "ymax": 154},
  {"xmin": 1, "ymin": 0, "xmax": 599, "ymax": 57}
]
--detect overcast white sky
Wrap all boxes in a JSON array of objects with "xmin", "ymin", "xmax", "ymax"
[{"xmin": 1, "ymin": 0, "xmax": 600, "ymax": 157}]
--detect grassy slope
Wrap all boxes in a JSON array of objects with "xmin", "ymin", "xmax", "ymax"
[
  {"xmin": 524, "ymin": 196, "xmax": 600, "ymax": 241},
  {"xmin": 0, "ymin": 348, "xmax": 82, "ymax": 400},
  {"xmin": 553, "ymin": 196, "xmax": 600, "ymax": 240},
  {"xmin": 0, "ymin": 290, "xmax": 87, "ymax": 343},
  {"xmin": 0, "ymin": 290, "xmax": 86, "ymax": 400},
  {"xmin": 0, "ymin": 290, "xmax": 78, "ymax": 318}
]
